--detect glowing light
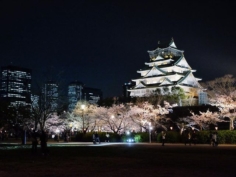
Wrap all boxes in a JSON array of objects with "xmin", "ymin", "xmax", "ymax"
[
  {"xmin": 127, "ymin": 138, "xmax": 134, "ymax": 143},
  {"xmin": 81, "ymin": 104, "xmax": 85, "ymax": 110}
]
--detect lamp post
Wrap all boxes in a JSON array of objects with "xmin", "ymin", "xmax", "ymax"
[
  {"xmin": 56, "ymin": 128, "xmax": 60, "ymax": 142},
  {"xmin": 149, "ymin": 122, "xmax": 152, "ymax": 143},
  {"xmin": 22, "ymin": 125, "xmax": 27, "ymax": 145},
  {"xmin": 141, "ymin": 112, "xmax": 147, "ymax": 132},
  {"xmin": 81, "ymin": 104, "xmax": 85, "ymax": 133}
]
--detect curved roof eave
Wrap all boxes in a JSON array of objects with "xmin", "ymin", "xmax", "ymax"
[
  {"xmin": 177, "ymin": 71, "xmax": 191, "ymax": 84},
  {"xmin": 147, "ymin": 47, "xmax": 184, "ymax": 54}
]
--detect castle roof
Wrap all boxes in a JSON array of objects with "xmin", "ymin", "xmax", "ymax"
[
  {"xmin": 129, "ymin": 39, "xmax": 202, "ymax": 97},
  {"xmin": 156, "ymin": 38, "xmax": 177, "ymax": 48}
]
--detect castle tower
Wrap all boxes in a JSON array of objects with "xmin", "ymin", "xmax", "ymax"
[{"xmin": 128, "ymin": 39, "xmax": 202, "ymax": 98}]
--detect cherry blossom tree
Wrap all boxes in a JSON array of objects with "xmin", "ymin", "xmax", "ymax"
[
  {"xmin": 41, "ymin": 111, "xmax": 78, "ymax": 133},
  {"xmin": 218, "ymin": 107, "xmax": 236, "ymax": 130},
  {"xmin": 128, "ymin": 104, "xmax": 147, "ymax": 132},
  {"xmin": 58, "ymin": 111, "xmax": 81, "ymax": 132},
  {"xmin": 30, "ymin": 97, "xmax": 53, "ymax": 131},
  {"xmin": 44, "ymin": 113, "xmax": 65, "ymax": 132},
  {"xmin": 44, "ymin": 102, "xmax": 99, "ymax": 134},
  {"xmin": 179, "ymin": 110, "xmax": 224, "ymax": 131},
  {"xmin": 27, "ymin": 67, "xmax": 72, "ymax": 133},
  {"xmin": 94, "ymin": 104, "xmax": 133, "ymax": 133},
  {"xmin": 73, "ymin": 101, "xmax": 97, "ymax": 133},
  {"xmin": 202, "ymin": 74, "xmax": 236, "ymax": 108},
  {"xmin": 198, "ymin": 75, "xmax": 236, "ymax": 130},
  {"xmin": 129, "ymin": 101, "xmax": 170, "ymax": 132}
]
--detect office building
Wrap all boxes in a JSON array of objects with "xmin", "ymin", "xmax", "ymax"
[
  {"xmin": 0, "ymin": 65, "xmax": 32, "ymax": 107},
  {"xmin": 122, "ymin": 81, "xmax": 135, "ymax": 102},
  {"xmin": 82, "ymin": 87, "xmax": 103, "ymax": 104},
  {"xmin": 42, "ymin": 81, "xmax": 58, "ymax": 111},
  {"xmin": 68, "ymin": 81, "xmax": 102, "ymax": 112},
  {"xmin": 68, "ymin": 81, "xmax": 84, "ymax": 112}
]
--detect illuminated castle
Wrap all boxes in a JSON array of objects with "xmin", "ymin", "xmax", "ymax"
[{"xmin": 129, "ymin": 39, "xmax": 202, "ymax": 98}]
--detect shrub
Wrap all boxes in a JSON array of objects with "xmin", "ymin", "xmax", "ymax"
[
  {"xmin": 196, "ymin": 130, "xmax": 236, "ymax": 144},
  {"xmin": 166, "ymin": 131, "xmax": 182, "ymax": 143},
  {"xmin": 156, "ymin": 131, "xmax": 181, "ymax": 143},
  {"xmin": 70, "ymin": 130, "xmax": 236, "ymax": 144},
  {"xmin": 196, "ymin": 131, "xmax": 210, "ymax": 144}
]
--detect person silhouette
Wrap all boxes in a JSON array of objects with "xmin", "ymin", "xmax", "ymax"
[
  {"xmin": 31, "ymin": 130, "xmax": 38, "ymax": 154},
  {"xmin": 40, "ymin": 130, "xmax": 48, "ymax": 155},
  {"xmin": 105, "ymin": 132, "xmax": 110, "ymax": 142},
  {"xmin": 161, "ymin": 131, "xmax": 166, "ymax": 146}
]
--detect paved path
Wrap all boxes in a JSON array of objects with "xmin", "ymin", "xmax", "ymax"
[{"xmin": 1, "ymin": 141, "xmax": 236, "ymax": 148}]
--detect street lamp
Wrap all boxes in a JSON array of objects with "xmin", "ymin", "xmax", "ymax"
[
  {"xmin": 22, "ymin": 125, "xmax": 27, "ymax": 145},
  {"xmin": 141, "ymin": 119, "xmax": 147, "ymax": 132},
  {"xmin": 149, "ymin": 122, "xmax": 152, "ymax": 143},
  {"xmin": 55, "ymin": 128, "xmax": 60, "ymax": 142},
  {"xmin": 81, "ymin": 104, "xmax": 85, "ymax": 133},
  {"xmin": 81, "ymin": 104, "xmax": 85, "ymax": 110}
]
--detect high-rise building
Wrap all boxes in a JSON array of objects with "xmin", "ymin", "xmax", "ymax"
[
  {"xmin": 198, "ymin": 91, "xmax": 208, "ymax": 105},
  {"xmin": 0, "ymin": 65, "xmax": 32, "ymax": 107},
  {"xmin": 122, "ymin": 81, "xmax": 135, "ymax": 102},
  {"xmin": 31, "ymin": 94, "xmax": 39, "ymax": 108},
  {"xmin": 68, "ymin": 81, "xmax": 102, "ymax": 112},
  {"xmin": 82, "ymin": 87, "xmax": 103, "ymax": 104},
  {"xmin": 68, "ymin": 81, "xmax": 84, "ymax": 112},
  {"xmin": 42, "ymin": 81, "xmax": 58, "ymax": 111},
  {"xmin": 128, "ymin": 39, "xmax": 202, "ymax": 98}
]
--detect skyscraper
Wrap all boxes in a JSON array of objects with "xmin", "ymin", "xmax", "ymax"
[
  {"xmin": 122, "ymin": 81, "xmax": 135, "ymax": 102},
  {"xmin": 82, "ymin": 87, "xmax": 103, "ymax": 104},
  {"xmin": 0, "ymin": 65, "xmax": 32, "ymax": 107},
  {"xmin": 68, "ymin": 81, "xmax": 103, "ymax": 112},
  {"xmin": 42, "ymin": 81, "xmax": 58, "ymax": 111},
  {"xmin": 68, "ymin": 81, "xmax": 84, "ymax": 112}
]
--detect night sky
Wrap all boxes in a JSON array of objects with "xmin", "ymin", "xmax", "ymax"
[{"xmin": 1, "ymin": 0, "xmax": 236, "ymax": 98}]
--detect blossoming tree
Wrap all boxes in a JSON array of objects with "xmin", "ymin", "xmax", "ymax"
[
  {"xmin": 94, "ymin": 104, "xmax": 133, "ymax": 133},
  {"xmin": 129, "ymin": 101, "xmax": 170, "ymax": 132},
  {"xmin": 179, "ymin": 110, "xmax": 224, "ymax": 131},
  {"xmin": 73, "ymin": 101, "xmax": 98, "ymax": 133}
]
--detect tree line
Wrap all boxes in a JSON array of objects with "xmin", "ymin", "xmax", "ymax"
[{"xmin": 1, "ymin": 74, "xmax": 236, "ymax": 136}]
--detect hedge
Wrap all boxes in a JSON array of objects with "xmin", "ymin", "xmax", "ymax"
[
  {"xmin": 69, "ymin": 130, "xmax": 236, "ymax": 144},
  {"xmin": 71, "ymin": 132, "xmax": 122, "ymax": 142}
]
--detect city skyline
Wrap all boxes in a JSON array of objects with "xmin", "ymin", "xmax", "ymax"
[
  {"xmin": 1, "ymin": 1, "xmax": 236, "ymax": 98},
  {"xmin": 0, "ymin": 65, "xmax": 103, "ymax": 112}
]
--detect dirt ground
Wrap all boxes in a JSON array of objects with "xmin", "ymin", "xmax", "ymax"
[{"xmin": 0, "ymin": 143, "xmax": 236, "ymax": 177}]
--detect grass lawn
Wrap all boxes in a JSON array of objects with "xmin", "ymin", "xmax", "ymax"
[{"xmin": 0, "ymin": 144, "xmax": 236, "ymax": 177}]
